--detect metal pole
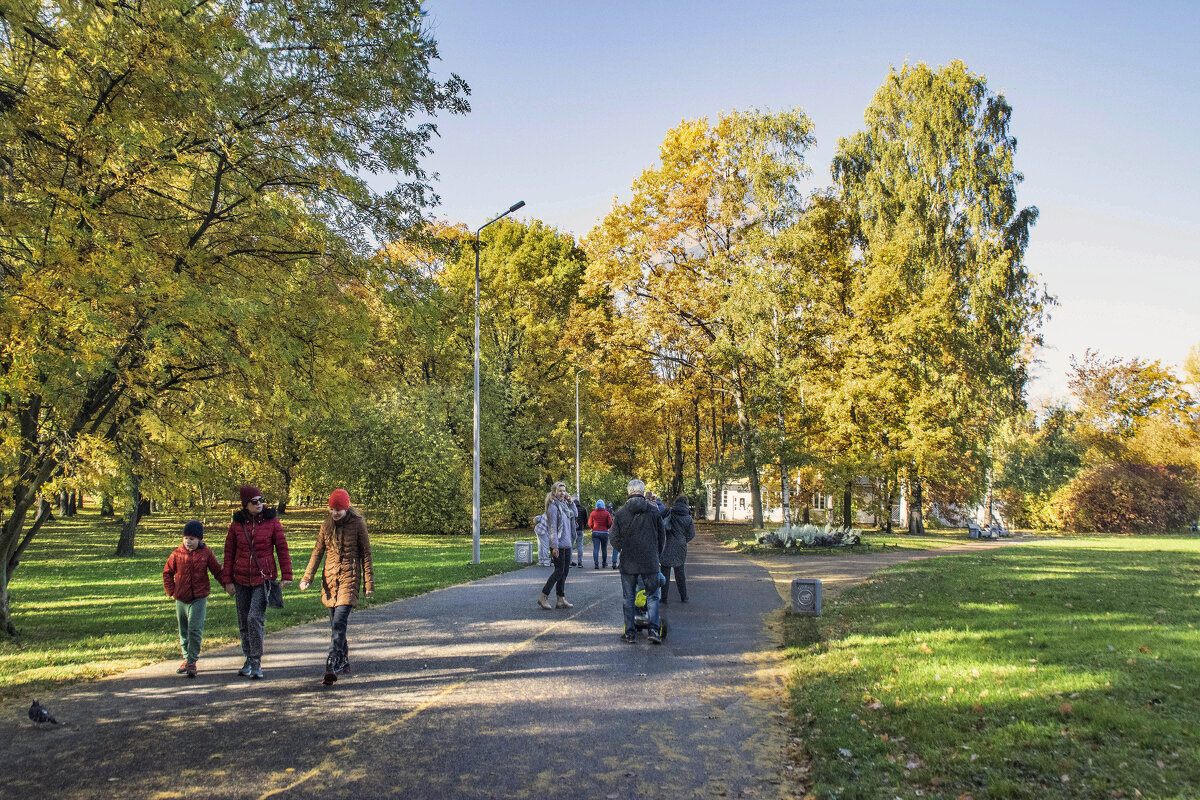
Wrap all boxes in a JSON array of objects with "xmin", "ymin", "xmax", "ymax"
[
  {"xmin": 575, "ymin": 370, "xmax": 581, "ymax": 499},
  {"xmin": 472, "ymin": 201, "xmax": 525, "ymax": 565}
]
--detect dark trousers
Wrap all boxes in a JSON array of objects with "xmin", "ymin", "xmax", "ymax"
[
  {"xmin": 662, "ymin": 565, "xmax": 687, "ymax": 602},
  {"xmin": 328, "ymin": 604, "xmax": 352, "ymax": 667},
  {"xmin": 541, "ymin": 547, "xmax": 571, "ymax": 597}
]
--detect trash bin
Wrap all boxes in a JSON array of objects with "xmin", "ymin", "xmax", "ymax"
[{"xmin": 514, "ymin": 541, "xmax": 533, "ymax": 564}]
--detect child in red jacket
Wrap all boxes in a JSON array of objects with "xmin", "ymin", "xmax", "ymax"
[{"xmin": 163, "ymin": 520, "xmax": 225, "ymax": 678}]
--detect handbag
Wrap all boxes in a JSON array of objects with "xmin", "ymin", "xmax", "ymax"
[{"xmin": 242, "ymin": 522, "xmax": 284, "ymax": 609}]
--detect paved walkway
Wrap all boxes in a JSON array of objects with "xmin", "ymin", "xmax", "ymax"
[{"xmin": 0, "ymin": 534, "xmax": 1027, "ymax": 800}]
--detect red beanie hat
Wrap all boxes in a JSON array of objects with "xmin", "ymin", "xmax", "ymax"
[
  {"xmin": 239, "ymin": 485, "xmax": 262, "ymax": 506},
  {"xmin": 329, "ymin": 489, "xmax": 351, "ymax": 511}
]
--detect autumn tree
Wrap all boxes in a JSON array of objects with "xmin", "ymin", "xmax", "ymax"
[
  {"xmin": 831, "ymin": 61, "xmax": 1048, "ymax": 534},
  {"xmin": 0, "ymin": 0, "xmax": 467, "ymax": 633},
  {"xmin": 578, "ymin": 109, "xmax": 816, "ymax": 528}
]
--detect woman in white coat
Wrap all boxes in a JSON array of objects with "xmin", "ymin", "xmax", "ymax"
[{"xmin": 537, "ymin": 481, "xmax": 576, "ymax": 609}]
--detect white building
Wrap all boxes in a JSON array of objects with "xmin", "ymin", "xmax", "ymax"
[{"xmin": 705, "ymin": 478, "xmax": 892, "ymax": 525}]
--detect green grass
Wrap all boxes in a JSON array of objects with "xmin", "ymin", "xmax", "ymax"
[
  {"xmin": 783, "ymin": 536, "xmax": 1200, "ymax": 799},
  {"xmin": 703, "ymin": 520, "xmax": 973, "ymax": 554},
  {"xmin": 0, "ymin": 507, "xmax": 530, "ymax": 703}
]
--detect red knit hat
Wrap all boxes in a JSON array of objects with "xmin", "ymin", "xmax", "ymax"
[
  {"xmin": 328, "ymin": 489, "xmax": 351, "ymax": 511},
  {"xmin": 239, "ymin": 485, "xmax": 262, "ymax": 506}
]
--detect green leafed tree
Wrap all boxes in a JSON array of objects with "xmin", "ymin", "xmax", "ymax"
[
  {"xmin": 831, "ymin": 61, "xmax": 1049, "ymax": 534},
  {"xmin": 0, "ymin": 0, "xmax": 467, "ymax": 634}
]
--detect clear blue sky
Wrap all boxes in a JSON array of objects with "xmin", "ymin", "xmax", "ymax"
[{"xmin": 382, "ymin": 1, "xmax": 1200, "ymax": 401}]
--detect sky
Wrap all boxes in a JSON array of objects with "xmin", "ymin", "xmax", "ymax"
[{"xmin": 377, "ymin": 1, "xmax": 1200, "ymax": 402}]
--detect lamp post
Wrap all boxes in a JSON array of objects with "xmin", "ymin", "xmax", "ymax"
[
  {"xmin": 472, "ymin": 200, "xmax": 525, "ymax": 564},
  {"xmin": 575, "ymin": 368, "xmax": 587, "ymax": 499}
]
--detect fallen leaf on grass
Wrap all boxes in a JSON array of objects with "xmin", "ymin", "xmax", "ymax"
[{"xmin": 1058, "ymin": 702, "xmax": 1073, "ymax": 716}]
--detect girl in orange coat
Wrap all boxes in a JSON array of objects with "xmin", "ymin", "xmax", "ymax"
[{"xmin": 300, "ymin": 489, "xmax": 375, "ymax": 685}]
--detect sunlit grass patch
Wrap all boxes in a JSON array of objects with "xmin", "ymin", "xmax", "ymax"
[
  {"xmin": 784, "ymin": 537, "xmax": 1200, "ymax": 799},
  {"xmin": 0, "ymin": 507, "xmax": 530, "ymax": 702}
]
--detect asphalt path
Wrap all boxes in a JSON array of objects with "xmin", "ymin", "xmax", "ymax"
[{"xmin": 0, "ymin": 533, "xmax": 795, "ymax": 800}]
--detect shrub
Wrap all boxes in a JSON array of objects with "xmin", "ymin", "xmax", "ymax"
[{"xmin": 1049, "ymin": 462, "xmax": 1200, "ymax": 532}]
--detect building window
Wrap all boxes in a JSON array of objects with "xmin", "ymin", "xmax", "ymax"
[
  {"xmin": 813, "ymin": 493, "xmax": 827, "ymax": 510},
  {"xmin": 739, "ymin": 497, "xmax": 746, "ymax": 509},
  {"xmin": 722, "ymin": 489, "xmax": 728, "ymax": 506}
]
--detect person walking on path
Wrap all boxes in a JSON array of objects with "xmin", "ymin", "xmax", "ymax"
[
  {"xmin": 571, "ymin": 494, "xmax": 588, "ymax": 566},
  {"xmin": 588, "ymin": 500, "xmax": 612, "ymax": 569},
  {"xmin": 538, "ymin": 482, "xmax": 576, "ymax": 610},
  {"xmin": 533, "ymin": 510, "xmax": 551, "ymax": 566},
  {"xmin": 300, "ymin": 489, "xmax": 375, "ymax": 685},
  {"xmin": 660, "ymin": 495, "xmax": 696, "ymax": 604},
  {"xmin": 223, "ymin": 485, "xmax": 292, "ymax": 679},
  {"xmin": 609, "ymin": 478, "xmax": 666, "ymax": 643},
  {"xmin": 162, "ymin": 520, "xmax": 226, "ymax": 678}
]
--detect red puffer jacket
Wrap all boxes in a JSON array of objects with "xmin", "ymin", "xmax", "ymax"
[
  {"xmin": 163, "ymin": 543, "xmax": 225, "ymax": 603},
  {"xmin": 223, "ymin": 508, "xmax": 293, "ymax": 587}
]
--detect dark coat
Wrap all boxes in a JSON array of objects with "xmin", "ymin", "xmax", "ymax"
[
  {"xmin": 609, "ymin": 495, "xmax": 665, "ymax": 575},
  {"xmin": 302, "ymin": 509, "xmax": 374, "ymax": 608},
  {"xmin": 661, "ymin": 498, "xmax": 697, "ymax": 567},
  {"xmin": 163, "ymin": 543, "xmax": 225, "ymax": 602},
  {"xmin": 224, "ymin": 508, "xmax": 293, "ymax": 587},
  {"xmin": 573, "ymin": 499, "xmax": 588, "ymax": 531}
]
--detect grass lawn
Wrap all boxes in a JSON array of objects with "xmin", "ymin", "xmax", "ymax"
[
  {"xmin": 0, "ymin": 506, "xmax": 530, "ymax": 703},
  {"xmin": 783, "ymin": 535, "xmax": 1200, "ymax": 799},
  {"xmin": 702, "ymin": 519, "xmax": 978, "ymax": 553}
]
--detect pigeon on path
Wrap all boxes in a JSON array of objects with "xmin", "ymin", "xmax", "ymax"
[{"xmin": 28, "ymin": 699, "xmax": 57, "ymax": 724}]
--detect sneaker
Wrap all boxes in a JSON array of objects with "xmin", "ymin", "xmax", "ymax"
[
  {"xmin": 250, "ymin": 662, "xmax": 263, "ymax": 679},
  {"xmin": 620, "ymin": 632, "xmax": 636, "ymax": 644},
  {"xmin": 322, "ymin": 670, "xmax": 337, "ymax": 685},
  {"xmin": 177, "ymin": 661, "xmax": 189, "ymax": 674},
  {"xmin": 556, "ymin": 596, "xmax": 574, "ymax": 609},
  {"xmin": 611, "ymin": 564, "xmax": 618, "ymax": 570},
  {"xmin": 648, "ymin": 630, "xmax": 662, "ymax": 645},
  {"xmin": 593, "ymin": 564, "xmax": 599, "ymax": 569},
  {"xmin": 237, "ymin": 659, "xmax": 253, "ymax": 677},
  {"xmin": 334, "ymin": 659, "xmax": 351, "ymax": 676},
  {"xmin": 185, "ymin": 662, "xmax": 197, "ymax": 678}
]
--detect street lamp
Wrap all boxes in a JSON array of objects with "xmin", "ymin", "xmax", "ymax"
[
  {"xmin": 472, "ymin": 200, "xmax": 525, "ymax": 564},
  {"xmin": 575, "ymin": 368, "xmax": 588, "ymax": 499}
]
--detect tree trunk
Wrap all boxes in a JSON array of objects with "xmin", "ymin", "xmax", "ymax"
[
  {"xmin": 2, "ymin": 497, "xmax": 54, "ymax": 637},
  {"xmin": 883, "ymin": 474, "xmax": 894, "ymax": 533},
  {"xmin": 58, "ymin": 490, "xmax": 69, "ymax": 518},
  {"xmin": 670, "ymin": 426, "xmax": 685, "ymax": 500},
  {"xmin": 906, "ymin": 465, "xmax": 925, "ymax": 535},
  {"xmin": 842, "ymin": 482, "xmax": 853, "ymax": 528},
  {"xmin": 68, "ymin": 490, "xmax": 78, "ymax": 515},
  {"xmin": 732, "ymin": 383, "xmax": 763, "ymax": 529},
  {"xmin": 100, "ymin": 493, "xmax": 115, "ymax": 517},
  {"xmin": 116, "ymin": 463, "xmax": 142, "ymax": 557}
]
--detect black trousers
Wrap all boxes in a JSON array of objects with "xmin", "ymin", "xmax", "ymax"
[
  {"xmin": 541, "ymin": 547, "xmax": 571, "ymax": 597},
  {"xmin": 662, "ymin": 565, "xmax": 687, "ymax": 601}
]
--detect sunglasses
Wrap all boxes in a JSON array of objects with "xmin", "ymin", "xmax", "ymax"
[{"xmin": 249, "ymin": 497, "xmax": 264, "ymax": 504}]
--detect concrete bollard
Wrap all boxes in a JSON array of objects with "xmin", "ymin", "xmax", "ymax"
[
  {"xmin": 791, "ymin": 578, "xmax": 822, "ymax": 615},
  {"xmin": 514, "ymin": 541, "xmax": 533, "ymax": 564}
]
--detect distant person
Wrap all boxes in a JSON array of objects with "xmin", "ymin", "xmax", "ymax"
[
  {"xmin": 660, "ymin": 495, "xmax": 696, "ymax": 604},
  {"xmin": 162, "ymin": 520, "xmax": 225, "ymax": 678},
  {"xmin": 588, "ymin": 500, "xmax": 613, "ymax": 569},
  {"xmin": 538, "ymin": 481, "xmax": 576, "ymax": 610},
  {"xmin": 571, "ymin": 494, "xmax": 588, "ymax": 566},
  {"xmin": 609, "ymin": 479, "xmax": 666, "ymax": 643},
  {"xmin": 533, "ymin": 509, "xmax": 552, "ymax": 566},
  {"xmin": 223, "ymin": 485, "xmax": 292, "ymax": 679},
  {"xmin": 300, "ymin": 489, "xmax": 375, "ymax": 686}
]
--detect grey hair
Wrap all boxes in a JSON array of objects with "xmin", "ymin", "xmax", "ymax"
[{"xmin": 626, "ymin": 478, "xmax": 645, "ymax": 495}]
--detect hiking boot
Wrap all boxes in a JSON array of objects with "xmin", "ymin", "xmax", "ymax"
[
  {"xmin": 237, "ymin": 659, "xmax": 254, "ymax": 677},
  {"xmin": 538, "ymin": 593, "xmax": 552, "ymax": 610},
  {"xmin": 620, "ymin": 632, "xmax": 636, "ymax": 644},
  {"xmin": 323, "ymin": 669, "xmax": 337, "ymax": 685},
  {"xmin": 177, "ymin": 661, "xmax": 189, "ymax": 674},
  {"xmin": 556, "ymin": 596, "xmax": 573, "ymax": 609},
  {"xmin": 648, "ymin": 629, "xmax": 662, "ymax": 645},
  {"xmin": 185, "ymin": 662, "xmax": 197, "ymax": 678},
  {"xmin": 334, "ymin": 659, "xmax": 351, "ymax": 676}
]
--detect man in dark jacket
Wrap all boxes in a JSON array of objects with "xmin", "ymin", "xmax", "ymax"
[{"xmin": 609, "ymin": 479, "xmax": 666, "ymax": 644}]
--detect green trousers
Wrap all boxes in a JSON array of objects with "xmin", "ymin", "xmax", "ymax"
[{"xmin": 175, "ymin": 597, "xmax": 208, "ymax": 663}]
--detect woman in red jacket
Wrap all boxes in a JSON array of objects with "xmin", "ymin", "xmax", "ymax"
[
  {"xmin": 223, "ymin": 484, "xmax": 292, "ymax": 679},
  {"xmin": 588, "ymin": 499, "xmax": 613, "ymax": 569}
]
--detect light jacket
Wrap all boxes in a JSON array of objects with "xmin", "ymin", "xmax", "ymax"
[{"xmin": 546, "ymin": 499, "xmax": 575, "ymax": 548}]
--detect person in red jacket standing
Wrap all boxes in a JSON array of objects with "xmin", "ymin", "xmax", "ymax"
[
  {"xmin": 163, "ymin": 520, "xmax": 225, "ymax": 678},
  {"xmin": 223, "ymin": 484, "xmax": 292, "ymax": 679},
  {"xmin": 588, "ymin": 499, "xmax": 613, "ymax": 569}
]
